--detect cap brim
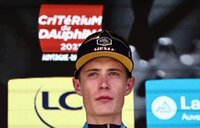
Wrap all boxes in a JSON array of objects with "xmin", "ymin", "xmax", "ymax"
[{"xmin": 76, "ymin": 51, "xmax": 133, "ymax": 72}]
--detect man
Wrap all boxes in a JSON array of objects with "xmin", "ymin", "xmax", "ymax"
[{"xmin": 72, "ymin": 30, "xmax": 135, "ymax": 128}]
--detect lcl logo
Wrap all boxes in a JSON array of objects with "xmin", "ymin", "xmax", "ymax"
[
  {"xmin": 42, "ymin": 91, "xmax": 82, "ymax": 110},
  {"xmin": 34, "ymin": 86, "xmax": 83, "ymax": 128}
]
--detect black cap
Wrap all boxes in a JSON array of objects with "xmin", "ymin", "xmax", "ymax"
[{"xmin": 75, "ymin": 30, "xmax": 134, "ymax": 78}]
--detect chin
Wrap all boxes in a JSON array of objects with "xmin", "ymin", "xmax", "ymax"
[{"xmin": 95, "ymin": 110, "xmax": 115, "ymax": 116}]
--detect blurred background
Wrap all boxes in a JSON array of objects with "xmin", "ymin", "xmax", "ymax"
[{"xmin": 1, "ymin": 0, "xmax": 200, "ymax": 128}]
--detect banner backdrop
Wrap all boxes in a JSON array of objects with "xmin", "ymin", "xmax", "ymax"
[
  {"xmin": 146, "ymin": 79, "xmax": 200, "ymax": 128},
  {"xmin": 38, "ymin": 4, "xmax": 103, "ymax": 62},
  {"xmin": 8, "ymin": 77, "xmax": 134, "ymax": 128}
]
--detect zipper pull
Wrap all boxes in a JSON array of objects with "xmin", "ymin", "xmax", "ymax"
[{"xmin": 107, "ymin": 124, "xmax": 110, "ymax": 128}]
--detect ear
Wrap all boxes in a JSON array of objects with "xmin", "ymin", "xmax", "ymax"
[
  {"xmin": 125, "ymin": 77, "xmax": 135, "ymax": 96},
  {"xmin": 72, "ymin": 77, "xmax": 82, "ymax": 96}
]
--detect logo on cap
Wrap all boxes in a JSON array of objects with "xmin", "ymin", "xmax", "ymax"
[{"xmin": 96, "ymin": 37, "xmax": 112, "ymax": 46}]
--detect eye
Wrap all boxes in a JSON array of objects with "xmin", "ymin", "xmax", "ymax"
[
  {"xmin": 109, "ymin": 71, "xmax": 120, "ymax": 78},
  {"xmin": 88, "ymin": 72, "xmax": 98, "ymax": 78}
]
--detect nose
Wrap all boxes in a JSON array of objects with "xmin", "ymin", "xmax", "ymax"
[{"xmin": 99, "ymin": 75, "xmax": 110, "ymax": 90}]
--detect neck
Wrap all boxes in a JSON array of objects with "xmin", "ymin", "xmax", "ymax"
[
  {"xmin": 87, "ymin": 123, "xmax": 122, "ymax": 128},
  {"xmin": 86, "ymin": 113, "xmax": 122, "ymax": 125}
]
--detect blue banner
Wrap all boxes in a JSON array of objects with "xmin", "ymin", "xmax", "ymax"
[{"xmin": 146, "ymin": 79, "xmax": 200, "ymax": 128}]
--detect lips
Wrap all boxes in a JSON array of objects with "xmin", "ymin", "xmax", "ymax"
[{"xmin": 95, "ymin": 96, "xmax": 113, "ymax": 101}]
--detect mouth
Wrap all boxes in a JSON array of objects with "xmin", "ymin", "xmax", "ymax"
[{"xmin": 95, "ymin": 96, "xmax": 113, "ymax": 102}]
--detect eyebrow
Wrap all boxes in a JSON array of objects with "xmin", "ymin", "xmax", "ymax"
[
  {"xmin": 84, "ymin": 68, "xmax": 100, "ymax": 72},
  {"xmin": 107, "ymin": 68, "xmax": 123, "ymax": 72},
  {"xmin": 84, "ymin": 68, "xmax": 123, "ymax": 73}
]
